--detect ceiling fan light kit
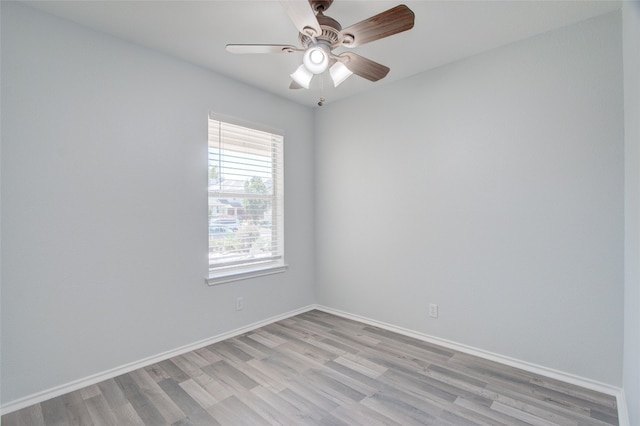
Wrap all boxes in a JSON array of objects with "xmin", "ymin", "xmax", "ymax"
[
  {"xmin": 329, "ymin": 61, "xmax": 353, "ymax": 87},
  {"xmin": 290, "ymin": 64, "xmax": 314, "ymax": 89},
  {"xmin": 226, "ymin": 0, "xmax": 415, "ymax": 101}
]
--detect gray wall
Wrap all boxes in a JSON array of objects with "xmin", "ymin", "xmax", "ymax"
[
  {"xmin": 1, "ymin": 2, "xmax": 315, "ymax": 404},
  {"xmin": 623, "ymin": 1, "xmax": 640, "ymax": 423},
  {"xmin": 315, "ymin": 12, "xmax": 624, "ymax": 385}
]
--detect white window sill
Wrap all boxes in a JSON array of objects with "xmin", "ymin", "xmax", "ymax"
[{"xmin": 206, "ymin": 264, "xmax": 288, "ymax": 286}]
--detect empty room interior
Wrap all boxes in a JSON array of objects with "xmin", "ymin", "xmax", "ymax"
[{"xmin": 1, "ymin": 0, "xmax": 639, "ymax": 425}]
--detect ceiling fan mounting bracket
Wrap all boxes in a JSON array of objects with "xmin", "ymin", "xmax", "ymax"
[{"xmin": 309, "ymin": 0, "xmax": 333, "ymax": 13}]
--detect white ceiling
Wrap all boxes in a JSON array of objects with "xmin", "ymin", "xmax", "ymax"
[{"xmin": 24, "ymin": 0, "xmax": 621, "ymax": 108}]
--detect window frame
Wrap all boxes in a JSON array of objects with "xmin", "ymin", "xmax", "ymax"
[{"xmin": 206, "ymin": 113, "xmax": 286, "ymax": 285}]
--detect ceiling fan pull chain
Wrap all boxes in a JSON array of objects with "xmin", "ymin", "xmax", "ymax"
[{"xmin": 318, "ymin": 74, "xmax": 325, "ymax": 106}]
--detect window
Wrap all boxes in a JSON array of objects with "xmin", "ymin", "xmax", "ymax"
[{"xmin": 207, "ymin": 114, "xmax": 285, "ymax": 284}]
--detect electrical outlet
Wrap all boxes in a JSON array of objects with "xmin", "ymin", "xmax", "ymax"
[
  {"xmin": 429, "ymin": 303, "xmax": 438, "ymax": 318},
  {"xmin": 235, "ymin": 296, "xmax": 244, "ymax": 311}
]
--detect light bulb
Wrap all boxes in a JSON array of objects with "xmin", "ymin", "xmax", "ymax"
[
  {"xmin": 302, "ymin": 43, "xmax": 330, "ymax": 74},
  {"xmin": 309, "ymin": 49, "xmax": 325, "ymax": 65}
]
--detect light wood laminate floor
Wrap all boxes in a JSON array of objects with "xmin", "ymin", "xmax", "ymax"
[{"xmin": 2, "ymin": 310, "xmax": 618, "ymax": 425}]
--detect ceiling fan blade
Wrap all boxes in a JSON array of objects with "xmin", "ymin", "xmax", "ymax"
[
  {"xmin": 340, "ymin": 52, "xmax": 390, "ymax": 82},
  {"xmin": 339, "ymin": 4, "xmax": 415, "ymax": 48},
  {"xmin": 289, "ymin": 80, "xmax": 305, "ymax": 89},
  {"xmin": 226, "ymin": 44, "xmax": 299, "ymax": 54},
  {"xmin": 280, "ymin": 1, "xmax": 322, "ymax": 38}
]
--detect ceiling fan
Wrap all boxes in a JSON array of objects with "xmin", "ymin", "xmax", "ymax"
[{"xmin": 226, "ymin": 0, "xmax": 415, "ymax": 90}]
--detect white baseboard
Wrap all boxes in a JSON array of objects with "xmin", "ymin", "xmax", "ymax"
[
  {"xmin": 0, "ymin": 304, "xmax": 316, "ymax": 416},
  {"xmin": 314, "ymin": 305, "xmax": 629, "ymax": 426},
  {"xmin": 616, "ymin": 389, "xmax": 630, "ymax": 426},
  {"xmin": 2, "ymin": 303, "xmax": 629, "ymax": 424}
]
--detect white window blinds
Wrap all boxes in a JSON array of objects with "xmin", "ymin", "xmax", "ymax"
[{"xmin": 208, "ymin": 114, "xmax": 285, "ymax": 282}]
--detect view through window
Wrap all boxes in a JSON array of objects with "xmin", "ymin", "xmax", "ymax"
[{"xmin": 208, "ymin": 115, "xmax": 284, "ymax": 282}]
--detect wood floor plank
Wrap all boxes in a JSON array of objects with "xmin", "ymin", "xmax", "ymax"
[
  {"xmin": 110, "ymin": 402, "xmax": 145, "ymax": 426},
  {"xmin": 491, "ymin": 400, "xmax": 563, "ymax": 426},
  {"xmin": 222, "ymin": 354, "xmax": 288, "ymax": 392},
  {"xmin": 180, "ymin": 351, "xmax": 211, "ymax": 369},
  {"xmin": 156, "ymin": 359, "xmax": 190, "ymax": 383},
  {"xmin": 206, "ymin": 395, "xmax": 264, "ymax": 425},
  {"xmin": 129, "ymin": 369, "xmax": 186, "ymax": 424},
  {"xmin": 143, "ymin": 363, "xmax": 171, "ymax": 383},
  {"xmin": 1, "ymin": 403, "xmax": 46, "ymax": 426},
  {"xmin": 530, "ymin": 375, "xmax": 618, "ymax": 409},
  {"xmin": 326, "ymin": 329, "xmax": 380, "ymax": 353},
  {"xmin": 235, "ymin": 334, "xmax": 274, "ymax": 359},
  {"xmin": 2, "ymin": 310, "xmax": 619, "ymax": 426},
  {"xmin": 287, "ymin": 380, "xmax": 342, "ymax": 414},
  {"xmin": 84, "ymin": 394, "xmax": 119, "ymax": 426},
  {"xmin": 379, "ymin": 368, "xmax": 460, "ymax": 408},
  {"xmin": 244, "ymin": 358, "xmax": 292, "ymax": 392},
  {"xmin": 190, "ymin": 369, "xmax": 233, "ymax": 402},
  {"xmin": 169, "ymin": 355, "xmax": 205, "ymax": 379},
  {"xmin": 207, "ymin": 340, "xmax": 254, "ymax": 364},
  {"xmin": 224, "ymin": 337, "xmax": 270, "ymax": 361},
  {"xmin": 360, "ymin": 391, "xmax": 441, "ymax": 426},
  {"xmin": 232, "ymin": 389, "xmax": 294, "ymax": 425},
  {"xmin": 95, "ymin": 381, "xmax": 145, "ymax": 425},
  {"xmin": 321, "ymin": 334, "xmax": 365, "ymax": 354},
  {"xmin": 79, "ymin": 385, "xmax": 101, "ymax": 401},
  {"xmin": 114, "ymin": 373, "xmax": 167, "ymax": 425},
  {"xmin": 482, "ymin": 369, "xmax": 619, "ymax": 423},
  {"xmin": 157, "ymin": 378, "xmax": 218, "ymax": 425},
  {"xmin": 334, "ymin": 352, "xmax": 388, "ymax": 378},
  {"xmin": 202, "ymin": 360, "xmax": 259, "ymax": 393},
  {"xmin": 259, "ymin": 347, "xmax": 312, "ymax": 377},
  {"xmin": 309, "ymin": 366, "xmax": 378, "ymax": 402},
  {"xmin": 278, "ymin": 387, "xmax": 336, "ymax": 423},
  {"xmin": 41, "ymin": 394, "xmax": 69, "ymax": 426},
  {"xmin": 248, "ymin": 385, "xmax": 316, "ymax": 424},
  {"xmin": 178, "ymin": 379, "xmax": 218, "ymax": 410},
  {"xmin": 60, "ymin": 391, "xmax": 93, "ymax": 426},
  {"xmin": 491, "ymin": 394, "xmax": 580, "ymax": 426},
  {"xmin": 97, "ymin": 379, "xmax": 129, "ymax": 410},
  {"xmin": 329, "ymin": 400, "xmax": 402, "ymax": 426},
  {"xmin": 247, "ymin": 329, "xmax": 287, "ymax": 348},
  {"xmin": 192, "ymin": 347, "xmax": 223, "ymax": 365},
  {"xmin": 454, "ymin": 396, "xmax": 533, "ymax": 426}
]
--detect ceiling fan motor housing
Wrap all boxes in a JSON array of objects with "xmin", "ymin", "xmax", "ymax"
[{"xmin": 299, "ymin": 12, "xmax": 343, "ymax": 48}]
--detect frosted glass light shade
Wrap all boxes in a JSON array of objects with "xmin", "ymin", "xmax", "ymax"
[
  {"xmin": 330, "ymin": 62, "xmax": 353, "ymax": 87},
  {"xmin": 290, "ymin": 64, "xmax": 314, "ymax": 89},
  {"xmin": 303, "ymin": 44, "xmax": 330, "ymax": 74}
]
